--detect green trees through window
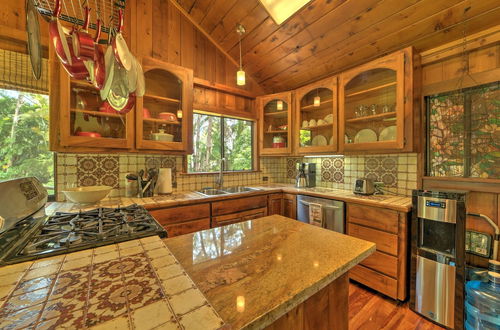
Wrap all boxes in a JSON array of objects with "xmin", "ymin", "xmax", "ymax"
[
  {"xmin": 188, "ymin": 112, "xmax": 253, "ymax": 173},
  {"xmin": 0, "ymin": 89, "xmax": 54, "ymax": 194}
]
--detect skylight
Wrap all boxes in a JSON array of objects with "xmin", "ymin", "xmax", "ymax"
[{"xmin": 259, "ymin": 0, "xmax": 312, "ymax": 25}]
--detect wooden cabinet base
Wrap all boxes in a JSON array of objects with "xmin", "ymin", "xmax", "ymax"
[{"xmin": 265, "ymin": 273, "xmax": 349, "ymax": 330}]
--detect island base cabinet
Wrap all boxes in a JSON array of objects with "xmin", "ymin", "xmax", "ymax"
[
  {"xmin": 265, "ymin": 273, "xmax": 349, "ymax": 330},
  {"xmin": 212, "ymin": 207, "xmax": 267, "ymax": 227},
  {"xmin": 163, "ymin": 218, "xmax": 211, "ymax": 237}
]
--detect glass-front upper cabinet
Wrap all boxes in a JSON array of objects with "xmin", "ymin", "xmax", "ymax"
[
  {"xmin": 295, "ymin": 77, "xmax": 338, "ymax": 154},
  {"xmin": 136, "ymin": 57, "xmax": 193, "ymax": 152},
  {"xmin": 50, "ymin": 45, "xmax": 134, "ymax": 151},
  {"xmin": 258, "ymin": 92, "xmax": 293, "ymax": 155},
  {"xmin": 339, "ymin": 48, "xmax": 414, "ymax": 152}
]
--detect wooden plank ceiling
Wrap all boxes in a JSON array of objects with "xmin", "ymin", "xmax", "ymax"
[{"xmin": 176, "ymin": 0, "xmax": 500, "ymax": 93}]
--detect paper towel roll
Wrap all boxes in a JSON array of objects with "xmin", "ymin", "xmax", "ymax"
[{"xmin": 156, "ymin": 168, "xmax": 173, "ymax": 194}]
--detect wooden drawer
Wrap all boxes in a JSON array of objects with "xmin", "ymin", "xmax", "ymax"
[
  {"xmin": 164, "ymin": 218, "xmax": 211, "ymax": 237},
  {"xmin": 348, "ymin": 223, "xmax": 398, "ymax": 256},
  {"xmin": 212, "ymin": 207, "xmax": 267, "ymax": 227},
  {"xmin": 360, "ymin": 251, "xmax": 398, "ymax": 278},
  {"xmin": 347, "ymin": 204, "xmax": 399, "ymax": 234},
  {"xmin": 212, "ymin": 195, "xmax": 268, "ymax": 216},
  {"xmin": 350, "ymin": 264, "xmax": 398, "ymax": 299},
  {"xmin": 149, "ymin": 203, "xmax": 210, "ymax": 225}
]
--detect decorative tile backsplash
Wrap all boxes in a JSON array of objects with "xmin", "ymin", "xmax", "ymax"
[
  {"xmin": 76, "ymin": 156, "xmax": 120, "ymax": 188},
  {"xmin": 283, "ymin": 153, "xmax": 418, "ymax": 196},
  {"xmin": 55, "ymin": 153, "xmax": 417, "ymax": 201}
]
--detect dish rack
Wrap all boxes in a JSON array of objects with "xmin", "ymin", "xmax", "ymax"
[{"xmin": 35, "ymin": 0, "xmax": 126, "ymax": 35}]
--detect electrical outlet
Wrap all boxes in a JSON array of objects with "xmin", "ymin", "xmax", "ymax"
[{"xmin": 262, "ymin": 176, "xmax": 269, "ymax": 182}]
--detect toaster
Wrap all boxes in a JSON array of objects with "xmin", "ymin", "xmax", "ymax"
[{"xmin": 354, "ymin": 178, "xmax": 375, "ymax": 195}]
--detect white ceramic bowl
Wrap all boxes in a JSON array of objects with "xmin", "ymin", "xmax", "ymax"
[{"xmin": 62, "ymin": 186, "xmax": 113, "ymax": 204}]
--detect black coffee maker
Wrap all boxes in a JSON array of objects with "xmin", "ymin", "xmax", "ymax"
[{"xmin": 295, "ymin": 163, "xmax": 316, "ymax": 188}]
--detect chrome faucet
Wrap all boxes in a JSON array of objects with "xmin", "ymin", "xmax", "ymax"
[{"xmin": 215, "ymin": 158, "xmax": 225, "ymax": 189}]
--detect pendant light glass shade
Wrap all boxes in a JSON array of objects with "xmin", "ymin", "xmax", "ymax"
[
  {"xmin": 236, "ymin": 24, "xmax": 246, "ymax": 86},
  {"xmin": 277, "ymin": 100, "xmax": 284, "ymax": 110},
  {"xmin": 237, "ymin": 69, "xmax": 246, "ymax": 86},
  {"xmin": 313, "ymin": 96, "xmax": 321, "ymax": 107}
]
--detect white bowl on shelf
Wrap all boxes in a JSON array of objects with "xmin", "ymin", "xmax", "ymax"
[{"xmin": 62, "ymin": 186, "xmax": 113, "ymax": 204}]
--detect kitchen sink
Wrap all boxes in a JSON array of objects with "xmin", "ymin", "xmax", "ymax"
[
  {"xmin": 196, "ymin": 188, "xmax": 228, "ymax": 196},
  {"xmin": 196, "ymin": 186, "xmax": 260, "ymax": 196},
  {"xmin": 221, "ymin": 186, "xmax": 260, "ymax": 193}
]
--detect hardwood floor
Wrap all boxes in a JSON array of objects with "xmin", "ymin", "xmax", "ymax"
[{"xmin": 349, "ymin": 281, "xmax": 444, "ymax": 330}]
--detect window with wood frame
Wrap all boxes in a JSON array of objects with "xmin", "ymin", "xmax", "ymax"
[
  {"xmin": 187, "ymin": 112, "xmax": 254, "ymax": 173},
  {"xmin": 426, "ymin": 81, "xmax": 499, "ymax": 179}
]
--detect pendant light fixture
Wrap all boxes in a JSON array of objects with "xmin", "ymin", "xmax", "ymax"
[
  {"xmin": 313, "ymin": 89, "xmax": 321, "ymax": 107},
  {"xmin": 277, "ymin": 100, "xmax": 284, "ymax": 110},
  {"xmin": 236, "ymin": 24, "xmax": 246, "ymax": 86}
]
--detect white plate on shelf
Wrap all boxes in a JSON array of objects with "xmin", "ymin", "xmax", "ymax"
[
  {"xmin": 354, "ymin": 129, "xmax": 377, "ymax": 143},
  {"xmin": 324, "ymin": 114, "xmax": 333, "ymax": 123},
  {"xmin": 312, "ymin": 135, "xmax": 327, "ymax": 146},
  {"xmin": 309, "ymin": 119, "xmax": 317, "ymax": 127},
  {"xmin": 302, "ymin": 120, "xmax": 309, "ymax": 128},
  {"xmin": 379, "ymin": 125, "xmax": 397, "ymax": 141}
]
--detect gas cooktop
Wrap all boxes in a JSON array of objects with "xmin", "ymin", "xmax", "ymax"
[{"xmin": 0, "ymin": 204, "xmax": 167, "ymax": 265}]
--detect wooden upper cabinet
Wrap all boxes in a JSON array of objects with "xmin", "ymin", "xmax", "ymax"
[
  {"xmin": 258, "ymin": 92, "xmax": 293, "ymax": 155},
  {"xmin": 136, "ymin": 57, "xmax": 194, "ymax": 153},
  {"xmin": 294, "ymin": 77, "xmax": 338, "ymax": 154},
  {"xmin": 339, "ymin": 47, "xmax": 414, "ymax": 153},
  {"xmin": 49, "ymin": 46, "xmax": 134, "ymax": 151}
]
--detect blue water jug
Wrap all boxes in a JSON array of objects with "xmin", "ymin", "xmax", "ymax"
[{"xmin": 465, "ymin": 271, "xmax": 500, "ymax": 330}]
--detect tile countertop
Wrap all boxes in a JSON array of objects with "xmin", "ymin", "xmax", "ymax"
[
  {"xmin": 0, "ymin": 236, "xmax": 225, "ymax": 330},
  {"xmin": 47, "ymin": 184, "xmax": 412, "ymax": 214},
  {"xmin": 164, "ymin": 215, "xmax": 376, "ymax": 329}
]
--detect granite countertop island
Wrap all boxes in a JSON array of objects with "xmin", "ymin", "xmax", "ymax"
[
  {"xmin": 164, "ymin": 215, "xmax": 376, "ymax": 329},
  {"xmin": 0, "ymin": 215, "xmax": 374, "ymax": 329}
]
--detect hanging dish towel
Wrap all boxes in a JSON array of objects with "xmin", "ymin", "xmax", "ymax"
[{"xmin": 308, "ymin": 202, "xmax": 323, "ymax": 227}]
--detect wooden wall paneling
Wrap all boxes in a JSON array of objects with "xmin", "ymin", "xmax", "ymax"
[
  {"xmin": 420, "ymin": 26, "xmax": 500, "ymax": 65},
  {"xmin": 199, "ymin": 0, "xmax": 238, "ymax": 34},
  {"xmin": 180, "ymin": 15, "xmax": 196, "ymax": 69},
  {"xmin": 210, "ymin": 0, "xmax": 259, "ymax": 45},
  {"xmin": 466, "ymin": 192, "xmax": 499, "ymax": 265},
  {"xmin": 204, "ymin": 42, "xmax": 216, "ymax": 82},
  {"xmin": 215, "ymin": 49, "xmax": 226, "ymax": 85},
  {"xmin": 219, "ymin": 3, "xmax": 269, "ymax": 51},
  {"xmin": 167, "ymin": 1, "xmax": 181, "ymax": 65},
  {"xmin": 241, "ymin": 0, "xmax": 347, "ymax": 75},
  {"xmin": 261, "ymin": 0, "xmax": 500, "ymax": 91},
  {"xmin": 253, "ymin": 0, "xmax": 437, "ymax": 87},
  {"xmin": 137, "ymin": 0, "xmax": 154, "ymax": 58},
  {"xmin": 187, "ymin": 0, "xmax": 213, "ymax": 23},
  {"xmin": 468, "ymin": 44, "xmax": 499, "ymax": 73},
  {"xmin": 194, "ymin": 30, "xmax": 206, "ymax": 79}
]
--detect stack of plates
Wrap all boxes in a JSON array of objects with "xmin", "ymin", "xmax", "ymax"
[
  {"xmin": 312, "ymin": 135, "xmax": 327, "ymax": 146},
  {"xmin": 354, "ymin": 129, "xmax": 377, "ymax": 143}
]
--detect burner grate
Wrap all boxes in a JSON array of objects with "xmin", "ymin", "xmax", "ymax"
[{"xmin": 16, "ymin": 204, "xmax": 166, "ymax": 259}]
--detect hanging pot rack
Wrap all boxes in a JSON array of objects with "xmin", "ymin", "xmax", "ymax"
[{"xmin": 34, "ymin": 0, "xmax": 126, "ymax": 36}]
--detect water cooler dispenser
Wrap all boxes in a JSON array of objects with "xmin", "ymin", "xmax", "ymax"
[{"xmin": 410, "ymin": 190, "xmax": 466, "ymax": 329}]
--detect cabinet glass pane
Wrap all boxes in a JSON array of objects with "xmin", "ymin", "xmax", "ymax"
[
  {"xmin": 262, "ymin": 99, "xmax": 288, "ymax": 149},
  {"xmin": 299, "ymin": 88, "xmax": 334, "ymax": 147},
  {"xmin": 143, "ymin": 69, "xmax": 183, "ymax": 143},
  {"xmin": 70, "ymin": 84, "xmax": 127, "ymax": 139},
  {"xmin": 344, "ymin": 68, "xmax": 397, "ymax": 144}
]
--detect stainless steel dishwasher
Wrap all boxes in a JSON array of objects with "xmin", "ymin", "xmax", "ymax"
[{"xmin": 297, "ymin": 195, "xmax": 345, "ymax": 233}]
